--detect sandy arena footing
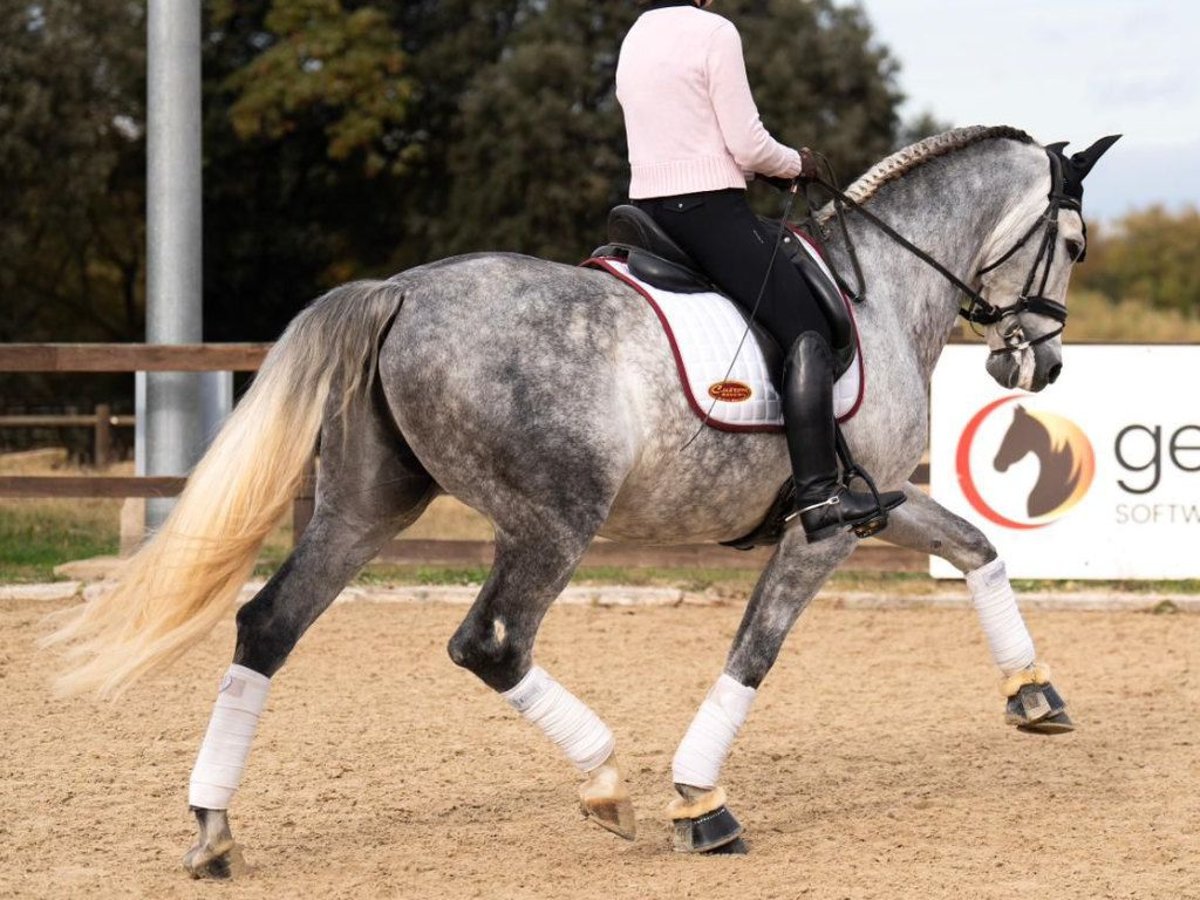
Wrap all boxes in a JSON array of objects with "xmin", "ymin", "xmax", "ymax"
[{"xmin": 3, "ymin": 591, "xmax": 1198, "ymax": 899}]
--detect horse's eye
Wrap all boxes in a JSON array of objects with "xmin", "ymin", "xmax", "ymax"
[{"xmin": 1065, "ymin": 238, "xmax": 1085, "ymax": 261}]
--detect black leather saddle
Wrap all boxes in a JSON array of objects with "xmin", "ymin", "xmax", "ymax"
[{"xmin": 593, "ymin": 205, "xmax": 856, "ymax": 377}]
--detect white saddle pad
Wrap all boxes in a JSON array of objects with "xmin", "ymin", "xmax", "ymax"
[{"xmin": 587, "ymin": 246, "xmax": 863, "ymax": 432}]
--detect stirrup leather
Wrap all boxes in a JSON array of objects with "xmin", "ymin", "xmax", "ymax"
[{"xmin": 834, "ymin": 429, "xmax": 894, "ymax": 537}]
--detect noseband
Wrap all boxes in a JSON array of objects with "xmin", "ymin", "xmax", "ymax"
[{"xmin": 810, "ymin": 147, "xmax": 1081, "ymax": 359}]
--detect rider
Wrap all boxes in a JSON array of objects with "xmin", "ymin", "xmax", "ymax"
[{"xmin": 616, "ymin": 0, "xmax": 904, "ymax": 541}]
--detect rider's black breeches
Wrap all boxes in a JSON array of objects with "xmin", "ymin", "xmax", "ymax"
[{"xmin": 634, "ymin": 188, "xmax": 831, "ymax": 348}]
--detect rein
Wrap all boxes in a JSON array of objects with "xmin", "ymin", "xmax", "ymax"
[{"xmin": 805, "ymin": 150, "xmax": 1076, "ymax": 357}]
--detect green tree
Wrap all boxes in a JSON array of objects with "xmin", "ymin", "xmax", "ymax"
[
  {"xmin": 0, "ymin": 0, "xmax": 145, "ymax": 417},
  {"xmin": 201, "ymin": 0, "xmax": 416, "ymax": 339},
  {"xmin": 1073, "ymin": 206, "xmax": 1200, "ymax": 317},
  {"xmin": 1, "ymin": 0, "xmax": 915, "ymax": 358},
  {"xmin": 438, "ymin": 0, "xmax": 636, "ymax": 261},
  {"xmin": 0, "ymin": 0, "xmax": 146, "ymax": 344},
  {"xmin": 383, "ymin": 0, "xmax": 527, "ymax": 268},
  {"xmin": 220, "ymin": 0, "xmax": 416, "ymax": 177},
  {"xmin": 735, "ymin": 0, "xmax": 903, "ymax": 184},
  {"xmin": 202, "ymin": 0, "xmax": 532, "ymax": 335}
]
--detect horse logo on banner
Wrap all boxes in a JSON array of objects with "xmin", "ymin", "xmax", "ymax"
[{"xmin": 957, "ymin": 395, "xmax": 1096, "ymax": 529}]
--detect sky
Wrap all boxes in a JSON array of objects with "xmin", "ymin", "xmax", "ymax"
[{"xmin": 856, "ymin": 0, "xmax": 1200, "ymax": 222}]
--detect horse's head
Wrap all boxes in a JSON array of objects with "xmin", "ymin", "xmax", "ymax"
[{"xmin": 976, "ymin": 135, "xmax": 1120, "ymax": 392}]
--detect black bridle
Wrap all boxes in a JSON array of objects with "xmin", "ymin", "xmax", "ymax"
[
  {"xmin": 967, "ymin": 150, "xmax": 1079, "ymax": 354},
  {"xmin": 808, "ymin": 148, "xmax": 1081, "ymax": 358}
]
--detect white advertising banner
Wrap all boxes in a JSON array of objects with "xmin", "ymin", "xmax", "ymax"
[{"xmin": 930, "ymin": 345, "xmax": 1200, "ymax": 579}]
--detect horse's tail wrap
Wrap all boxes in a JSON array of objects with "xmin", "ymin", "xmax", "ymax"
[{"xmin": 45, "ymin": 279, "xmax": 407, "ymax": 698}]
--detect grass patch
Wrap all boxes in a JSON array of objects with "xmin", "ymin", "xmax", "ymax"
[
  {"xmin": 0, "ymin": 501, "xmax": 119, "ymax": 582},
  {"xmin": 0, "ymin": 449, "xmax": 121, "ymax": 581},
  {"xmin": 346, "ymin": 564, "xmax": 944, "ymax": 597},
  {"xmin": 352, "ymin": 564, "xmax": 760, "ymax": 592},
  {"xmin": 0, "ymin": 449, "xmax": 297, "ymax": 583},
  {"xmin": 354, "ymin": 565, "xmax": 493, "ymax": 587},
  {"xmin": 1011, "ymin": 578, "xmax": 1200, "ymax": 595},
  {"xmin": 346, "ymin": 566, "xmax": 1200, "ymax": 599}
]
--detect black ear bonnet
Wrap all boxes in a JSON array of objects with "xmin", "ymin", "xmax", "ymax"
[
  {"xmin": 1044, "ymin": 134, "xmax": 1121, "ymax": 206},
  {"xmin": 1042, "ymin": 134, "xmax": 1120, "ymax": 262}
]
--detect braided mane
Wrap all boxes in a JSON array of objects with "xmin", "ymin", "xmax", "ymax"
[{"xmin": 829, "ymin": 125, "xmax": 1036, "ymax": 212}]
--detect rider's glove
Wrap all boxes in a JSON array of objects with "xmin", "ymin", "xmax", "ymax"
[{"xmin": 797, "ymin": 147, "xmax": 819, "ymax": 181}]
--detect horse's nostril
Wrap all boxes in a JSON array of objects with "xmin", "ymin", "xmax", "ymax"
[{"xmin": 1048, "ymin": 363, "xmax": 1062, "ymax": 384}]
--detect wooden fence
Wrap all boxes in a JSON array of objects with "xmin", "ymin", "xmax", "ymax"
[
  {"xmin": 0, "ymin": 343, "xmax": 267, "ymax": 501},
  {"xmin": 0, "ymin": 406, "xmax": 134, "ymax": 467},
  {"xmin": 0, "ymin": 343, "xmax": 269, "ymax": 373},
  {"xmin": 1, "ymin": 342, "xmax": 928, "ymax": 571}
]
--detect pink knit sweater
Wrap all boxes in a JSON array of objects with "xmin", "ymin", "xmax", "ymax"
[{"xmin": 616, "ymin": 5, "xmax": 802, "ymax": 199}]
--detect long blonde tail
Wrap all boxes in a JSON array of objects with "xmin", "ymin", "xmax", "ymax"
[{"xmin": 45, "ymin": 279, "xmax": 407, "ymax": 697}]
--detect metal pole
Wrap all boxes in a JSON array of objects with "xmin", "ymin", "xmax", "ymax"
[{"xmin": 145, "ymin": 0, "xmax": 203, "ymax": 529}]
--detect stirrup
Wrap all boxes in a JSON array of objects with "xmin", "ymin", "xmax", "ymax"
[{"xmin": 849, "ymin": 509, "xmax": 889, "ymax": 539}]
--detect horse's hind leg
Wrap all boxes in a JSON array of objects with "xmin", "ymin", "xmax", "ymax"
[
  {"xmin": 446, "ymin": 511, "xmax": 636, "ymax": 841},
  {"xmin": 669, "ymin": 530, "xmax": 858, "ymax": 853},
  {"xmin": 878, "ymin": 483, "xmax": 1072, "ymax": 733},
  {"xmin": 184, "ymin": 383, "xmax": 436, "ymax": 879}
]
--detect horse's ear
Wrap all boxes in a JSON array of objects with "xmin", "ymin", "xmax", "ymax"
[
  {"xmin": 1045, "ymin": 141, "xmax": 1069, "ymax": 156},
  {"xmin": 1070, "ymin": 135, "xmax": 1121, "ymax": 181}
]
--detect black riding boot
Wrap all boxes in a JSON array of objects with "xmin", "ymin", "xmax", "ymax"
[{"xmin": 783, "ymin": 332, "xmax": 905, "ymax": 542}]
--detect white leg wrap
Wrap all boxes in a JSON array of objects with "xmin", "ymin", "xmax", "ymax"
[
  {"xmin": 967, "ymin": 558, "xmax": 1036, "ymax": 675},
  {"xmin": 672, "ymin": 673, "xmax": 757, "ymax": 789},
  {"xmin": 188, "ymin": 664, "xmax": 271, "ymax": 810},
  {"xmin": 502, "ymin": 666, "xmax": 615, "ymax": 774}
]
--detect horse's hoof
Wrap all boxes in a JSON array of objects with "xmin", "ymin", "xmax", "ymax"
[
  {"xmin": 580, "ymin": 753, "xmax": 637, "ymax": 840},
  {"xmin": 582, "ymin": 793, "xmax": 637, "ymax": 840},
  {"xmin": 183, "ymin": 840, "xmax": 243, "ymax": 880},
  {"xmin": 184, "ymin": 806, "xmax": 245, "ymax": 879},
  {"xmin": 1018, "ymin": 710, "xmax": 1075, "ymax": 734},
  {"xmin": 668, "ymin": 786, "xmax": 743, "ymax": 853},
  {"xmin": 671, "ymin": 804, "xmax": 744, "ymax": 853},
  {"xmin": 702, "ymin": 836, "xmax": 748, "ymax": 855},
  {"xmin": 1006, "ymin": 680, "xmax": 1072, "ymax": 733}
]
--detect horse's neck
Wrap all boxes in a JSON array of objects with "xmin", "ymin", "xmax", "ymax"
[
  {"xmin": 829, "ymin": 145, "xmax": 1047, "ymax": 380},
  {"xmin": 1037, "ymin": 435, "xmax": 1073, "ymax": 480}
]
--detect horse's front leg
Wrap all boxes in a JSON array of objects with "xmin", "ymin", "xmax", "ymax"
[
  {"xmin": 879, "ymin": 483, "xmax": 1072, "ymax": 733},
  {"xmin": 669, "ymin": 530, "xmax": 857, "ymax": 854}
]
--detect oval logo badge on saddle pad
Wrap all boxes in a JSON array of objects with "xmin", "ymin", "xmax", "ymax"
[{"xmin": 707, "ymin": 381, "xmax": 753, "ymax": 402}]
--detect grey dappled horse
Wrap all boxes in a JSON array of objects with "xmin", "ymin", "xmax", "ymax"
[{"xmin": 49, "ymin": 126, "xmax": 1117, "ymax": 873}]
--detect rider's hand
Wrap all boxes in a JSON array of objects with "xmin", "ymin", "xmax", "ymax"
[
  {"xmin": 761, "ymin": 148, "xmax": 818, "ymax": 191},
  {"xmin": 797, "ymin": 147, "xmax": 819, "ymax": 181}
]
